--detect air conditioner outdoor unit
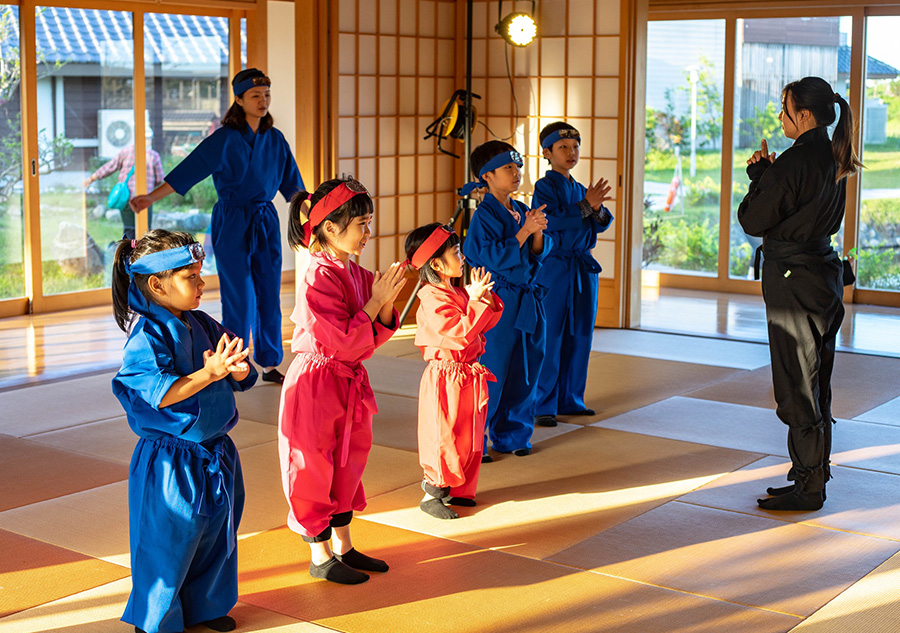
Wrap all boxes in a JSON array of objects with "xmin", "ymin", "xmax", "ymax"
[{"xmin": 98, "ymin": 109, "xmax": 150, "ymax": 159}]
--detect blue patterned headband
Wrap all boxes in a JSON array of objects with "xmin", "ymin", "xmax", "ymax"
[
  {"xmin": 541, "ymin": 128, "xmax": 580, "ymax": 150},
  {"xmin": 127, "ymin": 243, "xmax": 205, "ymax": 279},
  {"xmin": 125, "ymin": 242, "xmax": 205, "ymax": 320},
  {"xmin": 459, "ymin": 150, "xmax": 524, "ymax": 197},
  {"xmin": 233, "ymin": 74, "xmax": 271, "ymax": 96}
]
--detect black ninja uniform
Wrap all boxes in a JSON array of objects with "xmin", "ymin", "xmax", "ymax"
[{"xmin": 738, "ymin": 126, "xmax": 845, "ymax": 509}]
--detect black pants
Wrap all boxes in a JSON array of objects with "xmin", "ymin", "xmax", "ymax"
[
  {"xmin": 121, "ymin": 205, "xmax": 153, "ymax": 240},
  {"xmin": 762, "ymin": 249, "xmax": 843, "ymax": 493}
]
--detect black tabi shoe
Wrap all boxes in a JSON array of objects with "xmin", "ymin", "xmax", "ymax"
[
  {"xmin": 766, "ymin": 483, "xmax": 827, "ymax": 502},
  {"xmin": 262, "ymin": 368, "xmax": 285, "ymax": 384},
  {"xmin": 534, "ymin": 415, "xmax": 558, "ymax": 427},
  {"xmin": 335, "ymin": 548, "xmax": 389, "ymax": 572},
  {"xmin": 309, "ymin": 556, "xmax": 369, "ymax": 584},
  {"xmin": 757, "ymin": 490, "xmax": 824, "ymax": 512},
  {"xmin": 202, "ymin": 615, "xmax": 237, "ymax": 632},
  {"xmin": 562, "ymin": 408, "xmax": 595, "ymax": 416},
  {"xmin": 481, "ymin": 453, "xmax": 494, "ymax": 463},
  {"xmin": 765, "ymin": 483, "xmax": 796, "ymax": 497},
  {"xmin": 513, "ymin": 448, "xmax": 531, "ymax": 457}
]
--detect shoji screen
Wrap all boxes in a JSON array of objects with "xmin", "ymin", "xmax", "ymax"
[
  {"xmin": 336, "ymin": 0, "xmax": 459, "ymax": 272},
  {"xmin": 469, "ymin": 0, "xmax": 623, "ymax": 326}
]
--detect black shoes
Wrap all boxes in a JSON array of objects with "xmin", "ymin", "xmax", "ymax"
[
  {"xmin": 261, "ymin": 368, "xmax": 285, "ymax": 384},
  {"xmin": 534, "ymin": 415, "xmax": 558, "ymax": 427}
]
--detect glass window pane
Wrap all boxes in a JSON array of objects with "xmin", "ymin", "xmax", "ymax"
[
  {"xmin": 145, "ymin": 13, "xmax": 229, "ymax": 275},
  {"xmin": 0, "ymin": 5, "xmax": 24, "ymax": 299},
  {"xmin": 644, "ymin": 20, "xmax": 725, "ymax": 276},
  {"xmin": 858, "ymin": 16, "xmax": 900, "ymax": 292},
  {"xmin": 34, "ymin": 7, "xmax": 134, "ymax": 295},
  {"xmin": 729, "ymin": 17, "xmax": 851, "ymax": 279},
  {"xmin": 241, "ymin": 17, "xmax": 247, "ymax": 70}
]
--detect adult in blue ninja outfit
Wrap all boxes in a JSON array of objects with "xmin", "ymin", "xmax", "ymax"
[
  {"xmin": 111, "ymin": 229, "xmax": 257, "ymax": 633},
  {"xmin": 131, "ymin": 68, "xmax": 304, "ymax": 384}
]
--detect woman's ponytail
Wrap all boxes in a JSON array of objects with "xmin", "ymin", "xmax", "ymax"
[{"xmin": 832, "ymin": 94, "xmax": 863, "ymax": 181}]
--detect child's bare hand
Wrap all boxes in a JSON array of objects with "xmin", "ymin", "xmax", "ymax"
[
  {"xmin": 203, "ymin": 334, "xmax": 249, "ymax": 380},
  {"xmin": 523, "ymin": 206, "xmax": 548, "ymax": 234},
  {"xmin": 466, "ymin": 267, "xmax": 494, "ymax": 302},
  {"xmin": 371, "ymin": 262, "xmax": 407, "ymax": 307},
  {"xmin": 585, "ymin": 178, "xmax": 612, "ymax": 209}
]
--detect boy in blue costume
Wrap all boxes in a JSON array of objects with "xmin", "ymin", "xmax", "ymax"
[
  {"xmin": 131, "ymin": 68, "xmax": 304, "ymax": 384},
  {"xmin": 532, "ymin": 122, "xmax": 613, "ymax": 427},
  {"xmin": 461, "ymin": 141, "xmax": 552, "ymax": 458},
  {"xmin": 111, "ymin": 230, "xmax": 257, "ymax": 633}
]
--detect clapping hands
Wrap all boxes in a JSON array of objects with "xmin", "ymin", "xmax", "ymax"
[
  {"xmin": 585, "ymin": 178, "xmax": 613, "ymax": 210},
  {"xmin": 466, "ymin": 267, "xmax": 494, "ymax": 303},
  {"xmin": 523, "ymin": 205, "xmax": 548, "ymax": 235},
  {"xmin": 203, "ymin": 333, "xmax": 250, "ymax": 380}
]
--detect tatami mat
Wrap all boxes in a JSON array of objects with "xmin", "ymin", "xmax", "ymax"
[
  {"xmin": 789, "ymin": 549, "xmax": 900, "ymax": 633},
  {"xmin": 686, "ymin": 352, "xmax": 900, "ymax": 420},
  {"xmin": 549, "ymin": 501, "xmax": 900, "ymax": 618},
  {"xmin": 0, "ymin": 373, "xmax": 123, "ymax": 437},
  {"xmin": 0, "ymin": 528, "xmax": 129, "ymax": 619},
  {"xmin": 233, "ymin": 382, "xmax": 284, "ymax": 427},
  {"xmin": 0, "ymin": 578, "xmax": 333, "ymax": 633},
  {"xmin": 364, "ymin": 354, "xmax": 426, "ymax": 398},
  {"xmin": 363, "ymin": 426, "xmax": 760, "ymax": 561},
  {"xmin": 25, "ymin": 417, "xmax": 276, "ymax": 465},
  {"xmin": 581, "ymin": 353, "xmax": 742, "ymax": 422},
  {"xmin": 592, "ymin": 396, "xmax": 900, "ymax": 475},
  {"xmin": 853, "ymin": 394, "xmax": 900, "ymax": 426},
  {"xmin": 0, "ymin": 482, "xmax": 131, "ymax": 567},
  {"xmin": 681, "ymin": 456, "xmax": 900, "ymax": 541},
  {"xmin": 591, "ymin": 328, "xmax": 772, "ymax": 370},
  {"xmin": 0, "ymin": 435, "xmax": 127, "ymax": 512},
  {"xmin": 369, "ymin": 393, "xmax": 419, "ymax": 452},
  {"xmin": 237, "ymin": 521, "xmax": 800, "ymax": 633}
]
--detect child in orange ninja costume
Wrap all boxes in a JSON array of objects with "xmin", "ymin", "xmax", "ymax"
[{"xmin": 404, "ymin": 223, "xmax": 503, "ymax": 519}]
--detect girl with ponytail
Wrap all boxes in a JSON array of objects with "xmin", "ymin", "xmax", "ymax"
[
  {"xmin": 278, "ymin": 178, "xmax": 406, "ymax": 584},
  {"xmin": 110, "ymin": 229, "xmax": 257, "ymax": 633},
  {"xmin": 738, "ymin": 76, "xmax": 862, "ymax": 512}
]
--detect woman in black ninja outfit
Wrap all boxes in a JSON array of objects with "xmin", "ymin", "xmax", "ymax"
[{"xmin": 738, "ymin": 76, "xmax": 862, "ymax": 512}]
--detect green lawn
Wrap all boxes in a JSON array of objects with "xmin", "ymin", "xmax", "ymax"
[{"xmin": 643, "ymin": 143, "xmax": 900, "ymax": 284}]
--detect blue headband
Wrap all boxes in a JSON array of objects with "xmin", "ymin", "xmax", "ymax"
[
  {"xmin": 125, "ymin": 243, "xmax": 205, "ymax": 321},
  {"xmin": 459, "ymin": 150, "xmax": 524, "ymax": 197},
  {"xmin": 541, "ymin": 128, "xmax": 581, "ymax": 150},
  {"xmin": 233, "ymin": 74, "xmax": 271, "ymax": 96},
  {"xmin": 127, "ymin": 243, "xmax": 205, "ymax": 278}
]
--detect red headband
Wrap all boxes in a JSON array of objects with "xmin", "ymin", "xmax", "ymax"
[
  {"xmin": 303, "ymin": 180, "xmax": 369, "ymax": 245},
  {"xmin": 408, "ymin": 225, "xmax": 456, "ymax": 270}
]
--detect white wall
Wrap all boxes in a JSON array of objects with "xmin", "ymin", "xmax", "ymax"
[{"xmin": 267, "ymin": 0, "xmax": 297, "ymax": 272}]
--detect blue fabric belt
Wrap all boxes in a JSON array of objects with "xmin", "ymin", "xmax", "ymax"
[
  {"xmin": 494, "ymin": 278, "xmax": 545, "ymax": 385},
  {"xmin": 547, "ymin": 249, "xmax": 602, "ymax": 336},
  {"xmin": 155, "ymin": 435, "xmax": 237, "ymax": 558}
]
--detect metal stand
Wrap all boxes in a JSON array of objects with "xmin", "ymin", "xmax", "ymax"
[{"xmin": 398, "ymin": 0, "xmax": 476, "ymax": 326}]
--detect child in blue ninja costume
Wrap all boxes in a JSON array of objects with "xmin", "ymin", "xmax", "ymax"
[
  {"xmin": 532, "ymin": 122, "xmax": 613, "ymax": 427},
  {"xmin": 461, "ymin": 140, "xmax": 552, "ymax": 459},
  {"xmin": 111, "ymin": 229, "xmax": 257, "ymax": 633}
]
